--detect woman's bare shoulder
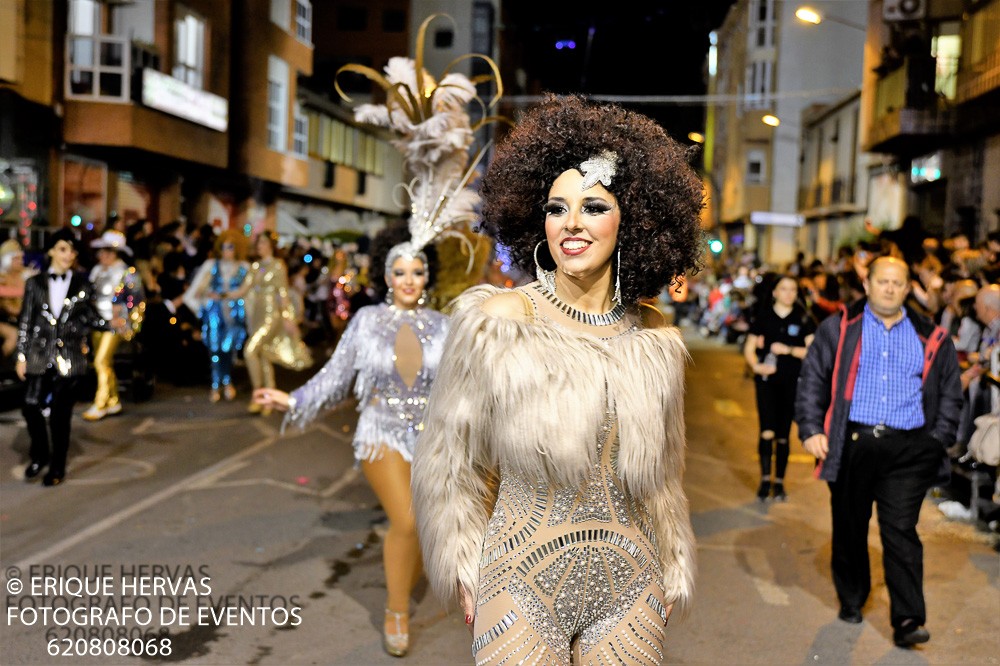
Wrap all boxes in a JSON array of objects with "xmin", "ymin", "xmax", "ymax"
[{"xmin": 480, "ymin": 290, "xmax": 532, "ymax": 322}]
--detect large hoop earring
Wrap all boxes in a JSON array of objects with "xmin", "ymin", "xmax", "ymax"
[
  {"xmin": 385, "ymin": 286, "xmax": 394, "ymax": 305},
  {"xmin": 534, "ymin": 241, "xmax": 557, "ymax": 295},
  {"xmin": 613, "ymin": 247, "xmax": 622, "ymax": 304}
]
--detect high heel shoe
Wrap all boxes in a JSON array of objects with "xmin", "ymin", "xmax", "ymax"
[
  {"xmin": 383, "ymin": 608, "xmax": 409, "ymax": 657},
  {"xmin": 209, "ymin": 389, "xmax": 222, "ymax": 403},
  {"xmin": 223, "ymin": 385, "xmax": 236, "ymax": 401}
]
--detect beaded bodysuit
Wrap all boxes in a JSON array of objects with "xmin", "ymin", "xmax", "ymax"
[{"xmin": 472, "ymin": 287, "xmax": 667, "ymax": 665}]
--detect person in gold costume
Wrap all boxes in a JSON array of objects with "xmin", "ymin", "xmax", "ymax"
[
  {"xmin": 243, "ymin": 231, "xmax": 312, "ymax": 415},
  {"xmin": 83, "ymin": 230, "xmax": 145, "ymax": 421}
]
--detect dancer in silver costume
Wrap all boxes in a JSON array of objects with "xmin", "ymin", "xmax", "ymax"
[
  {"xmin": 261, "ymin": 16, "xmax": 503, "ymax": 655},
  {"xmin": 252, "ymin": 235, "xmax": 448, "ymax": 658},
  {"xmin": 413, "ymin": 95, "xmax": 705, "ymax": 664}
]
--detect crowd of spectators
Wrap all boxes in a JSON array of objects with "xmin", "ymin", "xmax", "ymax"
[
  {"xmin": 666, "ymin": 222, "xmax": 1000, "ymax": 534},
  {"xmin": 0, "ymin": 217, "xmax": 383, "ymax": 398}
]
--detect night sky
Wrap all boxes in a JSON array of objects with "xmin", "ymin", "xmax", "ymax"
[{"xmin": 501, "ymin": 1, "xmax": 738, "ymax": 142}]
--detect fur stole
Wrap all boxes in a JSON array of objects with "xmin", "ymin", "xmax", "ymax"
[{"xmin": 412, "ymin": 285, "xmax": 695, "ymax": 613}]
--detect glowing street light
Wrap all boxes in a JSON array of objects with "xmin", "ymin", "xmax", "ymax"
[
  {"xmin": 688, "ymin": 132, "xmax": 705, "ymax": 143},
  {"xmin": 762, "ymin": 114, "xmax": 780, "ymax": 127},
  {"xmin": 794, "ymin": 5, "xmax": 866, "ymax": 32},
  {"xmin": 795, "ymin": 7, "xmax": 822, "ymax": 24}
]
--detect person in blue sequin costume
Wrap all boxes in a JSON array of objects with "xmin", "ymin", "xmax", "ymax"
[{"xmin": 185, "ymin": 230, "xmax": 251, "ymax": 402}]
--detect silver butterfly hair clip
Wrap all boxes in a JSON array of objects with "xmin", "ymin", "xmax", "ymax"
[{"xmin": 578, "ymin": 150, "xmax": 619, "ymax": 190}]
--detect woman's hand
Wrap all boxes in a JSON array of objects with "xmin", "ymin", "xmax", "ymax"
[
  {"xmin": 253, "ymin": 388, "xmax": 291, "ymax": 411},
  {"xmin": 770, "ymin": 342, "xmax": 791, "ymax": 356},
  {"xmin": 459, "ymin": 584, "xmax": 475, "ymax": 634},
  {"xmin": 282, "ymin": 317, "xmax": 299, "ymax": 337},
  {"xmin": 753, "ymin": 363, "xmax": 777, "ymax": 377}
]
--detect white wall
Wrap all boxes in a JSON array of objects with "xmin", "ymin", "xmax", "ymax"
[{"xmin": 771, "ymin": 0, "xmax": 867, "ymax": 214}]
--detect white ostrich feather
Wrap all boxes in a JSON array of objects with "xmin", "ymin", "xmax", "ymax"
[{"xmin": 352, "ymin": 56, "xmax": 485, "ymax": 258}]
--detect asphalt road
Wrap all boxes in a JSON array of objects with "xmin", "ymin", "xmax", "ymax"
[{"xmin": 0, "ymin": 333, "xmax": 997, "ymax": 665}]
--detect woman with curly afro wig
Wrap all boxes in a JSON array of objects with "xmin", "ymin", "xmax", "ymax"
[{"xmin": 412, "ymin": 95, "xmax": 703, "ymax": 664}]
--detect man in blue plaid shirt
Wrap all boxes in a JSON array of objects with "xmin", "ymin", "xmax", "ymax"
[{"xmin": 796, "ymin": 256, "xmax": 962, "ymax": 648}]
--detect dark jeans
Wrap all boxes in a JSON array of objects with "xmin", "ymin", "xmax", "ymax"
[
  {"xmin": 828, "ymin": 425, "xmax": 942, "ymax": 628},
  {"xmin": 22, "ymin": 372, "xmax": 80, "ymax": 476},
  {"xmin": 754, "ymin": 374, "xmax": 797, "ymax": 439}
]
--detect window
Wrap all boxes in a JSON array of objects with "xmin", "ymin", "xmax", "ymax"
[
  {"xmin": 267, "ymin": 56, "xmax": 289, "ymax": 151},
  {"xmin": 69, "ymin": 0, "xmax": 99, "ymax": 35},
  {"xmin": 749, "ymin": 0, "xmax": 775, "ymax": 48},
  {"xmin": 746, "ymin": 150, "xmax": 766, "ymax": 185},
  {"xmin": 435, "ymin": 29, "xmax": 454, "ymax": 48},
  {"xmin": 337, "ymin": 7, "xmax": 367, "ymax": 31},
  {"xmin": 270, "ymin": 0, "xmax": 290, "ymax": 29},
  {"xmin": 295, "ymin": 0, "xmax": 312, "ymax": 44},
  {"xmin": 743, "ymin": 59, "xmax": 772, "ymax": 109},
  {"xmin": 66, "ymin": 0, "xmax": 130, "ymax": 101},
  {"xmin": 174, "ymin": 8, "xmax": 206, "ymax": 88},
  {"xmin": 382, "ymin": 9, "xmax": 406, "ymax": 33},
  {"xmin": 932, "ymin": 23, "xmax": 961, "ymax": 100},
  {"xmin": 292, "ymin": 104, "xmax": 308, "ymax": 157}
]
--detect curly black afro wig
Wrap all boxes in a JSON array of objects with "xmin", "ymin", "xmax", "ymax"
[{"xmin": 481, "ymin": 94, "xmax": 705, "ymax": 303}]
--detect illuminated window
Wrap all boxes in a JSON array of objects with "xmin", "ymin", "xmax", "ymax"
[
  {"xmin": 174, "ymin": 7, "xmax": 206, "ymax": 89},
  {"xmin": 295, "ymin": 0, "xmax": 312, "ymax": 44},
  {"xmin": 267, "ymin": 56, "xmax": 289, "ymax": 151}
]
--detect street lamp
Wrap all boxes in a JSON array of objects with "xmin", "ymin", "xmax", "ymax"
[
  {"xmin": 688, "ymin": 131, "xmax": 705, "ymax": 143},
  {"xmin": 762, "ymin": 114, "xmax": 780, "ymax": 127},
  {"xmin": 794, "ymin": 5, "xmax": 867, "ymax": 32}
]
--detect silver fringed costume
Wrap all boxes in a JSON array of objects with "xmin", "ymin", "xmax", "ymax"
[{"xmin": 284, "ymin": 303, "xmax": 449, "ymax": 464}]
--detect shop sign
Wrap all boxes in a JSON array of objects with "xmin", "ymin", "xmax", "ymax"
[
  {"xmin": 141, "ymin": 69, "xmax": 228, "ymax": 132},
  {"xmin": 750, "ymin": 211, "xmax": 804, "ymax": 227}
]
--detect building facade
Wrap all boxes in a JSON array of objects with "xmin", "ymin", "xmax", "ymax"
[
  {"xmin": 0, "ymin": 0, "xmax": 410, "ymax": 246},
  {"xmin": 862, "ymin": 0, "xmax": 1000, "ymax": 242},
  {"xmin": 706, "ymin": 0, "xmax": 867, "ymax": 265},
  {"xmin": 796, "ymin": 93, "xmax": 872, "ymax": 261}
]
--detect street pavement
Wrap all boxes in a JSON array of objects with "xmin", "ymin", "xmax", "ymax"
[{"xmin": 0, "ymin": 332, "xmax": 997, "ymax": 665}]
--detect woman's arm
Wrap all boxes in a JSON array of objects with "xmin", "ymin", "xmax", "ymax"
[
  {"xmin": 744, "ymin": 333, "xmax": 774, "ymax": 375},
  {"xmin": 281, "ymin": 308, "xmax": 364, "ymax": 430},
  {"xmin": 227, "ymin": 263, "xmax": 253, "ymax": 300},
  {"xmin": 412, "ymin": 291, "xmax": 503, "ymax": 610}
]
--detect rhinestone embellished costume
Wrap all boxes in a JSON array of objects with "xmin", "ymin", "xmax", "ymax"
[
  {"xmin": 284, "ymin": 303, "xmax": 448, "ymax": 464},
  {"xmin": 474, "ymin": 414, "xmax": 667, "ymax": 664},
  {"xmin": 413, "ymin": 285, "xmax": 695, "ymax": 665}
]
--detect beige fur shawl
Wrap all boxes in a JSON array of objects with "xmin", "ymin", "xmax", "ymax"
[{"xmin": 411, "ymin": 285, "xmax": 695, "ymax": 613}]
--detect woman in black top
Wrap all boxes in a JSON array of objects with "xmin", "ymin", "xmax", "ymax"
[{"xmin": 743, "ymin": 274, "xmax": 816, "ymax": 501}]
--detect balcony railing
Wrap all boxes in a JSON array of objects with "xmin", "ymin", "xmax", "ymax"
[
  {"xmin": 798, "ymin": 176, "xmax": 858, "ymax": 213},
  {"xmin": 65, "ymin": 33, "xmax": 131, "ymax": 103}
]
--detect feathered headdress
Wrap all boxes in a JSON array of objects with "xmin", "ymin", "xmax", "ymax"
[{"xmin": 336, "ymin": 14, "xmax": 508, "ymax": 272}]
